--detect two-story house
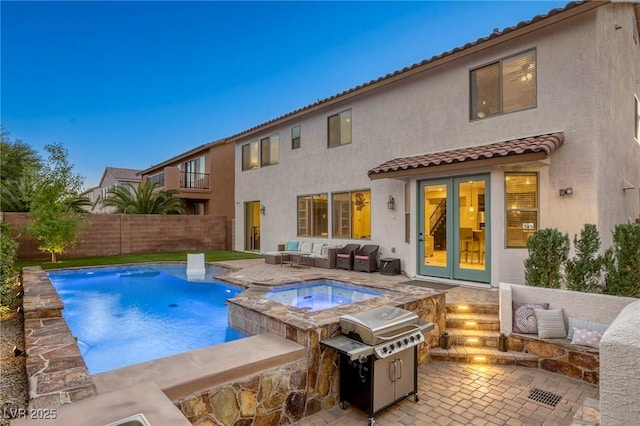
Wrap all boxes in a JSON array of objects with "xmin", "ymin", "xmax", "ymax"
[
  {"xmin": 230, "ymin": 1, "xmax": 640, "ymax": 287},
  {"xmin": 138, "ymin": 140, "xmax": 234, "ymax": 219},
  {"xmin": 81, "ymin": 167, "xmax": 142, "ymax": 213}
]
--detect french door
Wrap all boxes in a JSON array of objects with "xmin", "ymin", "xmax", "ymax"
[{"xmin": 418, "ymin": 175, "xmax": 490, "ymax": 283}]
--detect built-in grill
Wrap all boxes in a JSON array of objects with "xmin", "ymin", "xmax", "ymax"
[{"xmin": 321, "ymin": 305, "xmax": 434, "ymax": 426}]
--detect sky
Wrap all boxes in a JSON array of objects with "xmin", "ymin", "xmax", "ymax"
[{"xmin": 1, "ymin": 0, "xmax": 570, "ymax": 189}]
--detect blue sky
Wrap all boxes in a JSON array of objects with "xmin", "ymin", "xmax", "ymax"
[{"xmin": 1, "ymin": 0, "xmax": 569, "ymax": 189}]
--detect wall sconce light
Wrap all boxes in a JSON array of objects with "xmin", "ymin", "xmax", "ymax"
[
  {"xmin": 559, "ymin": 187, "xmax": 573, "ymax": 196},
  {"xmin": 260, "ymin": 205, "xmax": 266, "ymax": 215},
  {"xmin": 387, "ymin": 195, "xmax": 395, "ymax": 210}
]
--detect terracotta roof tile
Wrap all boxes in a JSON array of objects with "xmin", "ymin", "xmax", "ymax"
[
  {"xmin": 106, "ymin": 167, "xmax": 142, "ymax": 181},
  {"xmin": 368, "ymin": 132, "xmax": 564, "ymax": 177}
]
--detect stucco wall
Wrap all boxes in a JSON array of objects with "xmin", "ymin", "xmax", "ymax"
[
  {"xmin": 2, "ymin": 212, "xmax": 228, "ymax": 260},
  {"xmin": 233, "ymin": 4, "xmax": 640, "ymax": 287},
  {"xmin": 600, "ymin": 300, "xmax": 640, "ymax": 426}
]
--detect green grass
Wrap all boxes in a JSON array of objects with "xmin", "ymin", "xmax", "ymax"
[{"xmin": 16, "ymin": 250, "xmax": 264, "ymax": 270}]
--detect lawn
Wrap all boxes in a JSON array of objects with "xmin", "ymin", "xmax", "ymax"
[{"xmin": 16, "ymin": 250, "xmax": 264, "ymax": 270}]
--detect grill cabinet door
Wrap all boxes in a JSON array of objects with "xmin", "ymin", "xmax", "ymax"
[{"xmin": 372, "ymin": 348, "xmax": 416, "ymax": 412}]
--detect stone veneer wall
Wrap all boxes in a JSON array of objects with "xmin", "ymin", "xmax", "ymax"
[
  {"xmin": 507, "ymin": 334, "xmax": 599, "ymax": 384},
  {"xmin": 2, "ymin": 212, "xmax": 228, "ymax": 260},
  {"xmin": 21, "ymin": 267, "xmax": 98, "ymax": 409},
  {"xmin": 228, "ymin": 284, "xmax": 445, "ymax": 418},
  {"xmin": 176, "ymin": 359, "xmax": 309, "ymax": 425}
]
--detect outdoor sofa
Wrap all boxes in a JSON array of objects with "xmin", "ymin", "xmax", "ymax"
[{"xmin": 264, "ymin": 241, "xmax": 341, "ymax": 269}]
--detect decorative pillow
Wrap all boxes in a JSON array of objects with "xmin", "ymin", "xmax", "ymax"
[
  {"xmin": 571, "ymin": 328, "xmax": 603, "ymax": 348},
  {"xmin": 534, "ymin": 308, "xmax": 567, "ymax": 339},
  {"xmin": 285, "ymin": 241, "xmax": 299, "ymax": 251},
  {"xmin": 320, "ymin": 245, "xmax": 329, "ymax": 257},
  {"xmin": 512, "ymin": 302, "xmax": 549, "ymax": 334},
  {"xmin": 299, "ymin": 242, "xmax": 313, "ymax": 253},
  {"xmin": 567, "ymin": 317, "xmax": 609, "ymax": 340},
  {"xmin": 311, "ymin": 243, "xmax": 325, "ymax": 256}
]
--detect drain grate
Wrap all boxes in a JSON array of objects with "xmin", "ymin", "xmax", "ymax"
[{"xmin": 528, "ymin": 388, "xmax": 562, "ymax": 407}]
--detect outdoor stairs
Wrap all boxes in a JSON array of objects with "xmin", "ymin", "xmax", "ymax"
[{"xmin": 430, "ymin": 303, "xmax": 539, "ymax": 366}]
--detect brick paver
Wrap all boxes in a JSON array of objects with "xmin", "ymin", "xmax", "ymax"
[{"xmin": 293, "ymin": 362, "xmax": 598, "ymax": 426}]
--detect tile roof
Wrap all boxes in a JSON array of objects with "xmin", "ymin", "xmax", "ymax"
[
  {"xmin": 106, "ymin": 167, "xmax": 142, "ymax": 181},
  {"xmin": 368, "ymin": 132, "xmax": 564, "ymax": 178}
]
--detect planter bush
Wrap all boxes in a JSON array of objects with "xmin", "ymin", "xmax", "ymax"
[{"xmin": 524, "ymin": 228, "xmax": 569, "ymax": 288}]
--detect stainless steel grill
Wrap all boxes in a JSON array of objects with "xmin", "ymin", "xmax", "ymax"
[{"xmin": 321, "ymin": 305, "xmax": 434, "ymax": 426}]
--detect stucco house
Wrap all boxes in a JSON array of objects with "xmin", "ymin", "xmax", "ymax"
[
  {"xmin": 81, "ymin": 166, "xmax": 142, "ymax": 213},
  {"xmin": 138, "ymin": 140, "xmax": 235, "ymax": 218},
  {"xmin": 227, "ymin": 1, "xmax": 640, "ymax": 288}
]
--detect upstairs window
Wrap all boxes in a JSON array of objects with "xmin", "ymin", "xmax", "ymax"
[
  {"xmin": 260, "ymin": 134, "xmax": 279, "ymax": 166},
  {"xmin": 292, "ymin": 125, "xmax": 301, "ymax": 149},
  {"xmin": 241, "ymin": 134, "xmax": 279, "ymax": 170},
  {"xmin": 471, "ymin": 49, "xmax": 536, "ymax": 120},
  {"xmin": 328, "ymin": 109, "xmax": 352, "ymax": 147}
]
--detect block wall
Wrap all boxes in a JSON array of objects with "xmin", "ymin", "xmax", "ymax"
[{"xmin": 1, "ymin": 212, "xmax": 228, "ymax": 260}]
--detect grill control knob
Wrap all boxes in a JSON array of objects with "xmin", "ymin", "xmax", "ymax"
[
  {"xmin": 390, "ymin": 344, "xmax": 395, "ymax": 350},
  {"xmin": 396, "ymin": 341, "xmax": 402, "ymax": 347},
  {"xmin": 410, "ymin": 335, "xmax": 415, "ymax": 342},
  {"xmin": 382, "ymin": 347, "xmax": 388, "ymax": 353},
  {"xmin": 404, "ymin": 338, "xmax": 409, "ymax": 344}
]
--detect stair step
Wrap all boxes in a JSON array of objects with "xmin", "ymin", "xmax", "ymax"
[
  {"xmin": 446, "ymin": 329, "xmax": 500, "ymax": 347},
  {"xmin": 446, "ymin": 303, "xmax": 499, "ymax": 315},
  {"xmin": 446, "ymin": 312, "xmax": 500, "ymax": 331},
  {"xmin": 430, "ymin": 347, "xmax": 539, "ymax": 366}
]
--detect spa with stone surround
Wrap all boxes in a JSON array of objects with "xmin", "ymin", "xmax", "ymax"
[{"xmin": 18, "ymin": 264, "xmax": 445, "ymax": 425}]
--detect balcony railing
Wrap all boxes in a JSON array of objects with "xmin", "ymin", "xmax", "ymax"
[
  {"xmin": 180, "ymin": 172, "xmax": 210, "ymax": 189},
  {"xmin": 148, "ymin": 173, "xmax": 165, "ymax": 188}
]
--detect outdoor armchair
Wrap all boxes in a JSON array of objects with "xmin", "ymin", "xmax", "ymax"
[
  {"xmin": 335, "ymin": 244, "xmax": 360, "ymax": 271},
  {"xmin": 353, "ymin": 245, "xmax": 380, "ymax": 273}
]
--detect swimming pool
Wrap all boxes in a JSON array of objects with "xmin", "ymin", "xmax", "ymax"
[
  {"xmin": 48, "ymin": 264, "xmax": 247, "ymax": 374},
  {"xmin": 263, "ymin": 279, "xmax": 386, "ymax": 312}
]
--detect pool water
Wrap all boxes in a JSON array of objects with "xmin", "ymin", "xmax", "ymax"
[
  {"xmin": 48, "ymin": 264, "xmax": 247, "ymax": 374},
  {"xmin": 264, "ymin": 280, "xmax": 386, "ymax": 312}
]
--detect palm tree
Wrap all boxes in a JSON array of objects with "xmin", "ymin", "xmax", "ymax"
[{"xmin": 102, "ymin": 181, "xmax": 187, "ymax": 214}]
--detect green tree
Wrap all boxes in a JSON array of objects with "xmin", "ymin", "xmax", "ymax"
[
  {"xmin": 0, "ymin": 128, "xmax": 42, "ymax": 212},
  {"xmin": 524, "ymin": 228, "xmax": 570, "ymax": 288},
  {"xmin": 26, "ymin": 143, "xmax": 87, "ymax": 262},
  {"xmin": 604, "ymin": 223, "xmax": 640, "ymax": 297},
  {"xmin": 103, "ymin": 181, "xmax": 187, "ymax": 214},
  {"xmin": 565, "ymin": 224, "xmax": 604, "ymax": 293}
]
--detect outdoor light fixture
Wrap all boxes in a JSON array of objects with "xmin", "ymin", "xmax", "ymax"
[
  {"xmin": 387, "ymin": 195, "xmax": 395, "ymax": 210},
  {"xmin": 559, "ymin": 187, "xmax": 573, "ymax": 196},
  {"xmin": 260, "ymin": 205, "xmax": 266, "ymax": 215},
  {"xmin": 498, "ymin": 333, "xmax": 508, "ymax": 352},
  {"xmin": 440, "ymin": 332, "xmax": 450, "ymax": 349}
]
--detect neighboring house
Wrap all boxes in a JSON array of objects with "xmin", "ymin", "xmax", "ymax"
[
  {"xmin": 83, "ymin": 167, "xmax": 142, "ymax": 213},
  {"xmin": 228, "ymin": 1, "xmax": 640, "ymax": 288},
  {"xmin": 138, "ymin": 140, "xmax": 234, "ymax": 218}
]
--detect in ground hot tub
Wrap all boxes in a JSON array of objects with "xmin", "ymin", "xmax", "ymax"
[{"xmin": 263, "ymin": 279, "xmax": 386, "ymax": 312}]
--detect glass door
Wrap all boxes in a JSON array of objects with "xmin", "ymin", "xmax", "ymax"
[
  {"xmin": 245, "ymin": 201, "xmax": 261, "ymax": 252},
  {"xmin": 418, "ymin": 175, "xmax": 490, "ymax": 283}
]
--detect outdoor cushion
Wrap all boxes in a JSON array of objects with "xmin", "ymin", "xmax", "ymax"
[
  {"xmin": 311, "ymin": 243, "xmax": 325, "ymax": 255},
  {"xmin": 355, "ymin": 255, "xmax": 369, "ymax": 260},
  {"xmin": 299, "ymin": 242, "xmax": 313, "ymax": 253},
  {"xmin": 567, "ymin": 317, "xmax": 609, "ymax": 340},
  {"xmin": 512, "ymin": 301, "xmax": 549, "ymax": 334},
  {"xmin": 534, "ymin": 308, "xmax": 567, "ymax": 339},
  {"xmin": 285, "ymin": 241, "xmax": 299, "ymax": 251},
  {"xmin": 337, "ymin": 253, "xmax": 351, "ymax": 258},
  {"xmin": 570, "ymin": 328, "xmax": 603, "ymax": 348}
]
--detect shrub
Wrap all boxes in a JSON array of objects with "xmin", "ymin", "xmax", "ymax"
[
  {"xmin": 565, "ymin": 224, "xmax": 604, "ymax": 293},
  {"xmin": 0, "ymin": 222, "xmax": 19, "ymax": 316},
  {"xmin": 604, "ymin": 223, "xmax": 640, "ymax": 297},
  {"xmin": 524, "ymin": 228, "xmax": 570, "ymax": 288}
]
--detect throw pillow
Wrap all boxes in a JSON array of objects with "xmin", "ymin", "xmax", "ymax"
[
  {"xmin": 534, "ymin": 308, "xmax": 567, "ymax": 339},
  {"xmin": 571, "ymin": 328, "xmax": 603, "ymax": 348},
  {"xmin": 285, "ymin": 241, "xmax": 299, "ymax": 251},
  {"xmin": 299, "ymin": 242, "xmax": 313, "ymax": 253},
  {"xmin": 512, "ymin": 302, "xmax": 549, "ymax": 334},
  {"xmin": 567, "ymin": 317, "xmax": 609, "ymax": 340}
]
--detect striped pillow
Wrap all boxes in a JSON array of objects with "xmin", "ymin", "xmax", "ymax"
[{"xmin": 534, "ymin": 308, "xmax": 567, "ymax": 339}]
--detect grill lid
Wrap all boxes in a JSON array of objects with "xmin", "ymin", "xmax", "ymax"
[{"xmin": 340, "ymin": 305, "xmax": 419, "ymax": 345}]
